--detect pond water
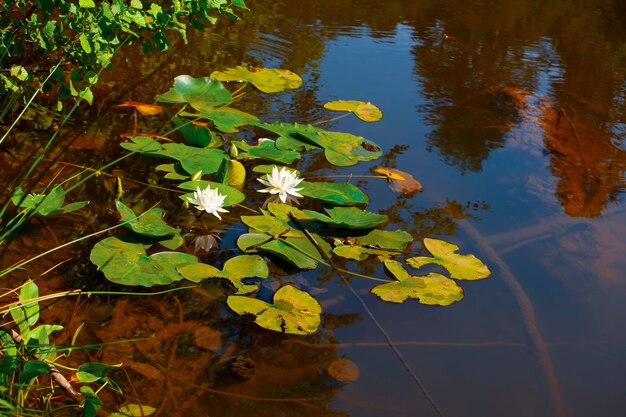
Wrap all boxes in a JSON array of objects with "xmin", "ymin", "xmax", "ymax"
[{"xmin": 9, "ymin": 0, "xmax": 626, "ymax": 416}]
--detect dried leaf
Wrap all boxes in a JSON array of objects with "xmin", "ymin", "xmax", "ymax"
[{"xmin": 374, "ymin": 167, "xmax": 422, "ymax": 193}]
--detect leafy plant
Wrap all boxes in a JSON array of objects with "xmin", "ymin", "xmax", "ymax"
[{"xmin": 88, "ymin": 66, "xmax": 492, "ymax": 336}]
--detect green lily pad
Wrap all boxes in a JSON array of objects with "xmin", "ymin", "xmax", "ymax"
[
  {"xmin": 186, "ymin": 107, "xmax": 259, "ymax": 133},
  {"xmin": 216, "ymin": 159, "xmax": 246, "ymax": 191},
  {"xmin": 332, "ymin": 245, "xmax": 397, "ymax": 261},
  {"xmin": 177, "ymin": 255, "xmax": 269, "ymax": 294},
  {"xmin": 155, "ymin": 75, "xmax": 232, "ymax": 112},
  {"xmin": 299, "ymin": 181, "xmax": 368, "ymax": 206},
  {"xmin": 306, "ymin": 206, "xmax": 388, "ymax": 229},
  {"xmin": 323, "ymin": 100, "xmax": 383, "ymax": 122},
  {"xmin": 157, "ymin": 143, "xmax": 227, "ymax": 175},
  {"xmin": 120, "ymin": 135, "xmax": 164, "ymax": 153},
  {"xmin": 227, "ymin": 285, "xmax": 321, "ymax": 334},
  {"xmin": 233, "ymin": 139, "xmax": 300, "ymax": 164},
  {"xmin": 211, "ymin": 66, "xmax": 302, "ymax": 93},
  {"xmin": 407, "ymin": 238, "xmax": 491, "ymax": 280},
  {"xmin": 255, "ymin": 122, "xmax": 382, "ymax": 166},
  {"xmin": 357, "ymin": 229, "xmax": 413, "ymax": 250},
  {"xmin": 155, "ymin": 163, "xmax": 190, "ymax": 180},
  {"xmin": 371, "ymin": 260, "xmax": 464, "ymax": 305},
  {"xmin": 252, "ymin": 165, "xmax": 300, "ymax": 176},
  {"xmin": 241, "ymin": 214, "xmax": 304, "ymax": 238},
  {"xmin": 116, "ymin": 201, "xmax": 179, "ymax": 237},
  {"xmin": 90, "ymin": 237, "xmax": 198, "ymax": 286},
  {"xmin": 11, "ymin": 186, "xmax": 88, "ymax": 216},
  {"xmin": 237, "ymin": 233, "xmax": 328, "ymax": 269},
  {"xmin": 173, "ymin": 117, "xmax": 219, "ymax": 147},
  {"xmin": 177, "ymin": 180, "xmax": 245, "ymax": 206}
]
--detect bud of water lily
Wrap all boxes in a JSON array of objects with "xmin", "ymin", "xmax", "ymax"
[
  {"xmin": 229, "ymin": 143, "xmax": 238, "ymax": 159},
  {"xmin": 182, "ymin": 200, "xmax": 189, "ymax": 209},
  {"xmin": 191, "ymin": 170, "xmax": 203, "ymax": 181}
]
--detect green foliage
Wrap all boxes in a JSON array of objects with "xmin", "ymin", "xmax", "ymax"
[
  {"xmin": 11, "ymin": 186, "xmax": 88, "ymax": 216},
  {"xmin": 85, "ymin": 66, "xmax": 492, "ymax": 338},
  {"xmin": 407, "ymin": 238, "xmax": 491, "ymax": 280},
  {"xmin": 227, "ymin": 285, "xmax": 321, "ymax": 334},
  {"xmin": 323, "ymin": 100, "xmax": 383, "ymax": 122}
]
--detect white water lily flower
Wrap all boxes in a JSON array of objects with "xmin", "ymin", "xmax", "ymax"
[
  {"xmin": 187, "ymin": 185, "xmax": 229, "ymax": 220},
  {"xmin": 257, "ymin": 166, "xmax": 304, "ymax": 203}
]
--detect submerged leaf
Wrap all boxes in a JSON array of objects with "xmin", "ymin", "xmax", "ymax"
[
  {"xmin": 407, "ymin": 238, "xmax": 491, "ymax": 280},
  {"xmin": 227, "ymin": 285, "xmax": 321, "ymax": 334},
  {"xmin": 371, "ymin": 260, "xmax": 464, "ymax": 305},
  {"xmin": 324, "ymin": 100, "xmax": 382, "ymax": 122},
  {"xmin": 211, "ymin": 66, "xmax": 302, "ymax": 93},
  {"xmin": 155, "ymin": 75, "xmax": 232, "ymax": 111},
  {"xmin": 327, "ymin": 358, "xmax": 360, "ymax": 382}
]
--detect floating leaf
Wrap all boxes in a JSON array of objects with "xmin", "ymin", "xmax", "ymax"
[
  {"xmin": 227, "ymin": 285, "xmax": 321, "ymax": 334},
  {"xmin": 327, "ymin": 358, "xmax": 360, "ymax": 382},
  {"xmin": 155, "ymin": 75, "xmax": 232, "ymax": 111},
  {"xmin": 299, "ymin": 181, "xmax": 368, "ymax": 206},
  {"xmin": 120, "ymin": 135, "xmax": 163, "ymax": 153},
  {"xmin": 216, "ymin": 159, "xmax": 246, "ymax": 191},
  {"xmin": 356, "ymin": 229, "xmax": 413, "ymax": 250},
  {"xmin": 156, "ymin": 143, "xmax": 226, "ymax": 175},
  {"xmin": 11, "ymin": 186, "xmax": 87, "ymax": 216},
  {"xmin": 177, "ymin": 255, "xmax": 269, "ymax": 294},
  {"xmin": 324, "ymin": 100, "xmax": 382, "ymax": 122},
  {"xmin": 90, "ymin": 237, "xmax": 198, "ymax": 286},
  {"xmin": 177, "ymin": 180, "xmax": 245, "ymax": 206},
  {"xmin": 371, "ymin": 260, "xmax": 464, "ymax": 305},
  {"xmin": 186, "ymin": 108, "xmax": 259, "ymax": 133},
  {"xmin": 241, "ymin": 214, "xmax": 304, "ymax": 238},
  {"xmin": 155, "ymin": 163, "xmax": 190, "ymax": 180},
  {"xmin": 237, "ymin": 233, "xmax": 328, "ymax": 269},
  {"xmin": 110, "ymin": 405, "xmax": 157, "ymax": 417},
  {"xmin": 116, "ymin": 201, "xmax": 179, "ymax": 237},
  {"xmin": 173, "ymin": 117, "xmax": 219, "ymax": 147},
  {"xmin": 233, "ymin": 139, "xmax": 300, "ymax": 164},
  {"xmin": 255, "ymin": 122, "xmax": 381, "ymax": 166},
  {"xmin": 407, "ymin": 238, "xmax": 491, "ymax": 280},
  {"xmin": 332, "ymin": 245, "xmax": 396, "ymax": 261},
  {"xmin": 211, "ymin": 66, "xmax": 302, "ymax": 93},
  {"xmin": 312, "ymin": 206, "xmax": 388, "ymax": 229},
  {"xmin": 114, "ymin": 101, "xmax": 163, "ymax": 116},
  {"xmin": 374, "ymin": 167, "xmax": 422, "ymax": 194}
]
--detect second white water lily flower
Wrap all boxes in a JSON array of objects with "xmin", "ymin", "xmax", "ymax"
[
  {"xmin": 187, "ymin": 185, "xmax": 229, "ymax": 220},
  {"xmin": 257, "ymin": 166, "xmax": 304, "ymax": 203}
]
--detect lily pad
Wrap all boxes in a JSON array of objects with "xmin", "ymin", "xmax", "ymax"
[
  {"xmin": 227, "ymin": 285, "xmax": 321, "ymax": 334},
  {"xmin": 116, "ymin": 201, "xmax": 179, "ymax": 237},
  {"xmin": 11, "ymin": 186, "xmax": 88, "ymax": 216},
  {"xmin": 211, "ymin": 66, "xmax": 302, "ymax": 93},
  {"xmin": 120, "ymin": 135, "xmax": 163, "ymax": 153},
  {"xmin": 173, "ymin": 117, "xmax": 219, "ymax": 148},
  {"xmin": 255, "ymin": 122, "xmax": 382, "ymax": 166},
  {"xmin": 371, "ymin": 260, "xmax": 464, "ymax": 305},
  {"xmin": 177, "ymin": 180, "xmax": 245, "ymax": 206},
  {"xmin": 90, "ymin": 237, "xmax": 198, "ymax": 286},
  {"xmin": 177, "ymin": 255, "xmax": 268, "ymax": 294},
  {"xmin": 241, "ymin": 214, "xmax": 304, "ymax": 238},
  {"xmin": 216, "ymin": 159, "xmax": 246, "ymax": 191},
  {"xmin": 323, "ymin": 100, "xmax": 382, "ymax": 122},
  {"xmin": 313, "ymin": 206, "xmax": 388, "ymax": 229},
  {"xmin": 332, "ymin": 245, "xmax": 397, "ymax": 261},
  {"xmin": 233, "ymin": 139, "xmax": 300, "ymax": 164},
  {"xmin": 356, "ymin": 229, "xmax": 413, "ymax": 250},
  {"xmin": 299, "ymin": 181, "xmax": 368, "ymax": 206},
  {"xmin": 237, "ymin": 233, "xmax": 328, "ymax": 269},
  {"xmin": 407, "ymin": 238, "xmax": 491, "ymax": 280},
  {"xmin": 186, "ymin": 107, "xmax": 259, "ymax": 133},
  {"xmin": 374, "ymin": 167, "xmax": 422, "ymax": 194},
  {"xmin": 157, "ymin": 143, "xmax": 227, "ymax": 175},
  {"xmin": 155, "ymin": 75, "xmax": 232, "ymax": 112}
]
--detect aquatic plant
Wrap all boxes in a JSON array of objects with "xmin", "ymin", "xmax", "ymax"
[{"xmin": 89, "ymin": 68, "xmax": 492, "ymax": 335}]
